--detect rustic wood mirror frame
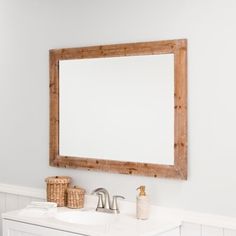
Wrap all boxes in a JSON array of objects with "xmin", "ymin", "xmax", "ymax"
[{"xmin": 49, "ymin": 39, "xmax": 187, "ymax": 179}]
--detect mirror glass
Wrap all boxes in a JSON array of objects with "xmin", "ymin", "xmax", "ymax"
[{"xmin": 59, "ymin": 54, "xmax": 174, "ymax": 165}]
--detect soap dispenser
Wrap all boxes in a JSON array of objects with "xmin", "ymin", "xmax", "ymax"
[{"xmin": 136, "ymin": 185, "xmax": 149, "ymax": 220}]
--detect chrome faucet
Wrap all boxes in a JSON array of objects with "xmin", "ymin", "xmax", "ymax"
[{"xmin": 92, "ymin": 187, "xmax": 125, "ymax": 214}]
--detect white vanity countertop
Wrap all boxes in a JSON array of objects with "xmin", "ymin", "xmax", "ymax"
[
  {"xmin": 5, "ymin": 194, "xmax": 236, "ymax": 235},
  {"xmin": 3, "ymin": 193, "xmax": 236, "ymax": 234},
  {"xmin": 2, "ymin": 196, "xmax": 181, "ymax": 236},
  {"xmin": 2, "ymin": 208, "xmax": 181, "ymax": 236}
]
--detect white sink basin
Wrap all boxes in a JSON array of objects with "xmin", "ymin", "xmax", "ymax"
[{"xmin": 55, "ymin": 211, "xmax": 117, "ymax": 226}]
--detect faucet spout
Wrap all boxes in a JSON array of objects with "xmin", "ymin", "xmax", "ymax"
[
  {"xmin": 91, "ymin": 188, "xmax": 111, "ymax": 210},
  {"xmin": 92, "ymin": 187, "xmax": 125, "ymax": 214}
]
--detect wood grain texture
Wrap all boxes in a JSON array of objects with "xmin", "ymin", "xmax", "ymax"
[{"xmin": 49, "ymin": 39, "xmax": 188, "ymax": 179}]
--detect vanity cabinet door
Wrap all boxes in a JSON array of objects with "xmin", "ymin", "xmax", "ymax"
[
  {"xmin": 2, "ymin": 220, "xmax": 84, "ymax": 236},
  {"xmin": 158, "ymin": 227, "xmax": 180, "ymax": 236}
]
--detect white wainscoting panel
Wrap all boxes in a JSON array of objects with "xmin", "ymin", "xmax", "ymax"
[
  {"xmin": 5, "ymin": 194, "xmax": 19, "ymax": 212},
  {"xmin": 181, "ymin": 222, "xmax": 201, "ymax": 236},
  {"xmin": 181, "ymin": 222, "xmax": 236, "ymax": 236},
  {"xmin": 159, "ymin": 227, "xmax": 180, "ymax": 236},
  {"xmin": 0, "ymin": 189, "xmax": 44, "ymax": 236},
  {"xmin": 202, "ymin": 225, "xmax": 224, "ymax": 236},
  {"xmin": 0, "ymin": 193, "xmax": 6, "ymax": 236},
  {"xmin": 224, "ymin": 229, "xmax": 236, "ymax": 236},
  {"xmin": 18, "ymin": 196, "xmax": 33, "ymax": 209}
]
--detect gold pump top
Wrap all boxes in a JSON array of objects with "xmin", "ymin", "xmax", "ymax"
[{"xmin": 137, "ymin": 185, "xmax": 146, "ymax": 196}]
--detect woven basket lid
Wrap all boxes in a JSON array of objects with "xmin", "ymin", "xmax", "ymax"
[
  {"xmin": 67, "ymin": 186, "xmax": 85, "ymax": 193},
  {"xmin": 45, "ymin": 176, "xmax": 71, "ymax": 184}
]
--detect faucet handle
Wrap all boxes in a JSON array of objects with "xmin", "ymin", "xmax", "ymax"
[
  {"xmin": 111, "ymin": 195, "xmax": 125, "ymax": 214},
  {"xmin": 92, "ymin": 190, "xmax": 105, "ymax": 209},
  {"xmin": 91, "ymin": 188, "xmax": 111, "ymax": 211}
]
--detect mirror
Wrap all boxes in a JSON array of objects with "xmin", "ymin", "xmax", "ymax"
[
  {"xmin": 59, "ymin": 54, "xmax": 174, "ymax": 165},
  {"xmin": 50, "ymin": 39, "xmax": 187, "ymax": 179}
]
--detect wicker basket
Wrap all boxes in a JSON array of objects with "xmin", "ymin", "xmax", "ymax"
[
  {"xmin": 67, "ymin": 186, "xmax": 85, "ymax": 209},
  {"xmin": 45, "ymin": 176, "xmax": 71, "ymax": 207}
]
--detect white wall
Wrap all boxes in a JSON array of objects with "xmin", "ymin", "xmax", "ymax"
[{"xmin": 1, "ymin": 0, "xmax": 236, "ymax": 217}]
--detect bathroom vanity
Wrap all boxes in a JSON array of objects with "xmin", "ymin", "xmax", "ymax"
[
  {"xmin": 2, "ymin": 209, "xmax": 180, "ymax": 236},
  {"xmin": 2, "ymin": 216, "xmax": 180, "ymax": 236},
  {"xmin": 2, "ymin": 196, "xmax": 181, "ymax": 236}
]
